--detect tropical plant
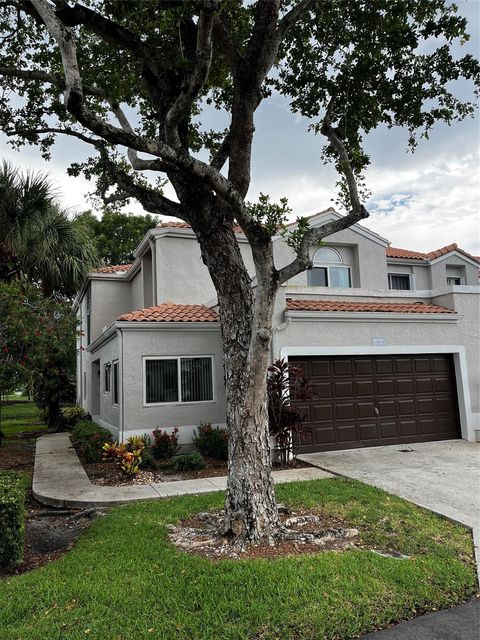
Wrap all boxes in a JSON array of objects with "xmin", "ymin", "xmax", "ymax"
[
  {"xmin": 267, "ymin": 359, "xmax": 313, "ymax": 465},
  {"xmin": 0, "ymin": 162, "xmax": 99, "ymax": 297}
]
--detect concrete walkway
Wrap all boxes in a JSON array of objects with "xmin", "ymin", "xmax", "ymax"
[
  {"xmin": 298, "ymin": 440, "xmax": 480, "ymax": 580},
  {"xmin": 33, "ymin": 432, "xmax": 333, "ymax": 508}
]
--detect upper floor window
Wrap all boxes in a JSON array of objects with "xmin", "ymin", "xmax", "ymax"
[
  {"xmin": 447, "ymin": 276, "xmax": 463, "ymax": 286},
  {"xmin": 85, "ymin": 287, "xmax": 91, "ymax": 345},
  {"xmin": 388, "ymin": 273, "xmax": 414, "ymax": 290},
  {"xmin": 308, "ymin": 247, "xmax": 351, "ymax": 288}
]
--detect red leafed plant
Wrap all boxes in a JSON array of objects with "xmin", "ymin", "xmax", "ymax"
[{"xmin": 267, "ymin": 358, "xmax": 313, "ymax": 465}]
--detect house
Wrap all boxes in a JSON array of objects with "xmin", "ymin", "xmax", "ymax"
[{"xmin": 75, "ymin": 209, "xmax": 480, "ymax": 451}]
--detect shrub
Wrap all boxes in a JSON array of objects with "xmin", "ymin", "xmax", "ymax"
[
  {"xmin": 171, "ymin": 452, "xmax": 206, "ymax": 472},
  {"xmin": 102, "ymin": 436, "xmax": 149, "ymax": 477},
  {"xmin": 152, "ymin": 427, "xmax": 179, "ymax": 460},
  {"xmin": 72, "ymin": 420, "xmax": 113, "ymax": 463},
  {"xmin": 193, "ymin": 423, "xmax": 228, "ymax": 460},
  {"xmin": 60, "ymin": 404, "xmax": 87, "ymax": 429},
  {"xmin": 119, "ymin": 449, "xmax": 142, "ymax": 477},
  {"xmin": 0, "ymin": 472, "xmax": 26, "ymax": 569}
]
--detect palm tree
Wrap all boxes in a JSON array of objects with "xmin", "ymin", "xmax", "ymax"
[{"xmin": 0, "ymin": 161, "xmax": 99, "ymax": 296}]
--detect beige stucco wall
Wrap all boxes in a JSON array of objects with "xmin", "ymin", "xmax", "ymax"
[
  {"xmin": 431, "ymin": 255, "xmax": 478, "ymax": 289},
  {"xmin": 130, "ymin": 269, "xmax": 143, "ymax": 311},
  {"xmin": 121, "ymin": 328, "xmax": 226, "ymax": 445},
  {"xmin": 90, "ymin": 280, "xmax": 131, "ymax": 343}
]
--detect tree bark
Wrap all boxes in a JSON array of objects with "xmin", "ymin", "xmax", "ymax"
[{"xmin": 194, "ymin": 218, "xmax": 279, "ymax": 542}]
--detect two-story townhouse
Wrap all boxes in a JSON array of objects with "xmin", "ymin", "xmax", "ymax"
[{"xmin": 75, "ymin": 208, "xmax": 480, "ymax": 451}]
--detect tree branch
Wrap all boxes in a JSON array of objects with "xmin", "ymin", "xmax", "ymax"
[
  {"xmin": 4, "ymin": 126, "xmax": 100, "ymax": 146},
  {"xmin": 276, "ymin": 0, "xmax": 313, "ymax": 39},
  {"xmin": 164, "ymin": 7, "xmax": 216, "ymax": 148},
  {"xmin": 0, "ymin": 65, "xmax": 107, "ymax": 98}
]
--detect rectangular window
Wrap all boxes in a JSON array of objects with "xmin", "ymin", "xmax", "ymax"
[
  {"xmin": 447, "ymin": 276, "xmax": 462, "ymax": 286},
  {"xmin": 83, "ymin": 371, "xmax": 87, "ymax": 400},
  {"xmin": 388, "ymin": 273, "xmax": 411, "ymax": 290},
  {"xmin": 104, "ymin": 363, "xmax": 111, "ymax": 393},
  {"xmin": 145, "ymin": 356, "xmax": 214, "ymax": 405},
  {"xmin": 112, "ymin": 361, "xmax": 119, "ymax": 405},
  {"xmin": 308, "ymin": 266, "xmax": 351, "ymax": 287}
]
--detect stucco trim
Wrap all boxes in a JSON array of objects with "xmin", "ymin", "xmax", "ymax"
[
  {"xmin": 279, "ymin": 344, "xmax": 475, "ymax": 442},
  {"xmin": 88, "ymin": 325, "xmax": 117, "ymax": 353},
  {"xmin": 285, "ymin": 311, "xmax": 460, "ymax": 323},
  {"xmin": 429, "ymin": 251, "xmax": 480, "ymax": 268},
  {"xmin": 115, "ymin": 321, "xmax": 220, "ymax": 332}
]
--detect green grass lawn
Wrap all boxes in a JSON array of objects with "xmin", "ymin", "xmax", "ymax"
[
  {"xmin": 0, "ymin": 401, "xmax": 47, "ymax": 437},
  {"xmin": 0, "ymin": 479, "xmax": 476, "ymax": 640}
]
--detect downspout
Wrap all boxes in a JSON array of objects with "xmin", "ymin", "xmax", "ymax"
[{"xmin": 149, "ymin": 237, "xmax": 157, "ymax": 306}]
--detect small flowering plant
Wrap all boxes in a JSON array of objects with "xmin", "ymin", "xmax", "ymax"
[{"xmin": 102, "ymin": 435, "xmax": 149, "ymax": 477}]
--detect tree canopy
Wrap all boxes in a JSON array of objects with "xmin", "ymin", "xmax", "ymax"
[
  {"xmin": 0, "ymin": 0, "xmax": 477, "ymax": 542},
  {"xmin": 77, "ymin": 210, "xmax": 159, "ymax": 265},
  {"xmin": 0, "ymin": 162, "xmax": 99, "ymax": 297}
]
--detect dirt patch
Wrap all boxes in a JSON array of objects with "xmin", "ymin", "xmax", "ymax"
[
  {"xmin": 0, "ymin": 439, "xmax": 37, "ymax": 473},
  {"xmin": 83, "ymin": 457, "xmax": 311, "ymax": 486},
  {"xmin": 168, "ymin": 507, "xmax": 359, "ymax": 560},
  {"xmin": 0, "ymin": 494, "xmax": 106, "ymax": 578}
]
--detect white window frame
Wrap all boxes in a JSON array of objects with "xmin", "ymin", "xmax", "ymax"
[
  {"xmin": 143, "ymin": 355, "xmax": 215, "ymax": 407},
  {"xmin": 388, "ymin": 272, "xmax": 415, "ymax": 291},
  {"xmin": 112, "ymin": 360, "xmax": 119, "ymax": 406},
  {"xmin": 104, "ymin": 362, "xmax": 111, "ymax": 394},
  {"xmin": 310, "ymin": 247, "xmax": 352, "ymax": 288},
  {"xmin": 447, "ymin": 276, "xmax": 464, "ymax": 286}
]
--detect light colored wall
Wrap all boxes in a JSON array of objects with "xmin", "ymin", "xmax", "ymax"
[
  {"xmin": 155, "ymin": 236, "xmax": 216, "ymax": 304},
  {"xmin": 431, "ymin": 256, "xmax": 478, "ymax": 289},
  {"xmin": 90, "ymin": 280, "xmax": 131, "ymax": 343},
  {"xmin": 130, "ymin": 269, "xmax": 143, "ymax": 311},
  {"xmin": 122, "ymin": 328, "xmax": 226, "ymax": 445},
  {"xmin": 89, "ymin": 335, "xmax": 121, "ymax": 437},
  {"xmin": 273, "ymin": 226, "xmax": 387, "ymax": 289}
]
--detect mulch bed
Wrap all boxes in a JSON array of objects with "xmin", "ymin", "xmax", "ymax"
[
  {"xmin": 168, "ymin": 506, "xmax": 359, "ymax": 560},
  {"xmin": 0, "ymin": 431, "xmax": 47, "ymax": 473},
  {"xmin": 82, "ymin": 457, "xmax": 311, "ymax": 486},
  {"xmin": 0, "ymin": 493, "xmax": 103, "ymax": 579}
]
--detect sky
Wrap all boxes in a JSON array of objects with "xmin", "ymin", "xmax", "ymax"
[{"xmin": 1, "ymin": 0, "xmax": 479, "ymax": 255}]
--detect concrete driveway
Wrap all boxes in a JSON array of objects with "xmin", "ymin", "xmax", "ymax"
[{"xmin": 298, "ymin": 440, "xmax": 480, "ymax": 574}]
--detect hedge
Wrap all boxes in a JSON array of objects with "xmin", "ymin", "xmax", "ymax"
[{"xmin": 0, "ymin": 472, "xmax": 26, "ymax": 569}]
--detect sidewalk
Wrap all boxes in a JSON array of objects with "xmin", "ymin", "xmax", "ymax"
[{"xmin": 32, "ymin": 432, "xmax": 333, "ymax": 508}]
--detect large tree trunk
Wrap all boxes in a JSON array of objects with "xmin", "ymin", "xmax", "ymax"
[{"xmin": 194, "ymin": 218, "xmax": 279, "ymax": 542}]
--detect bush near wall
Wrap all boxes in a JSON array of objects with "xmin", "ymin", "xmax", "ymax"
[
  {"xmin": 72, "ymin": 420, "xmax": 113, "ymax": 463},
  {"xmin": 193, "ymin": 423, "xmax": 228, "ymax": 460},
  {"xmin": 0, "ymin": 472, "xmax": 26, "ymax": 569}
]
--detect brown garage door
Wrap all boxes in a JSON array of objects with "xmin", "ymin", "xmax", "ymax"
[{"xmin": 290, "ymin": 354, "xmax": 461, "ymax": 453}]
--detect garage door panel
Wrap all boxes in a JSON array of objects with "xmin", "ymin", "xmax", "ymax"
[
  {"xmin": 357, "ymin": 402, "xmax": 376, "ymax": 418},
  {"xmin": 355, "ymin": 380, "xmax": 374, "ymax": 396},
  {"xmin": 355, "ymin": 359, "xmax": 373, "ymax": 375},
  {"xmin": 378, "ymin": 400, "xmax": 396, "ymax": 417},
  {"xmin": 397, "ymin": 379, "xmax": 414, "ymax": 394},
  {"xmin": 313, "ymin": 405, "xmax": 333, "ymax": 422},
  {"xmin": 336, "ymin": 403, "xmax": 355, "ymax": 419},
  {"xmin": 416, "ymin": 378, "xmax": 434, "ymax": 393},
  {"xmin": 377, "ymin": 379, "xmax": 395, "ymax": 396},
  {"xmin": 290, "ymin": 354, "xmax": 460, "ymax": 452},
  {"xmin": 334, "ymin": 381, "xmax": 354, "ymax": 397},
  {"xmin": 398, "ymin": 399, "xmax": 415, "ymax": 415},
  {"xmin": 358, "ymin": 423, "xmax": 378, "ymax": 440},
  {"xmin": 333, "ymin": 360, "xmax": 352, "ymax": 376},
  {"xmin": 313, "ymin": 381, "xmax": 332, "ymax": 398},
  {"xmin": 336, "ymin": 424, "xmax": 357, "ymax": 442}
]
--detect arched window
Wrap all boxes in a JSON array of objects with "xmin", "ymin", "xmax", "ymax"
[{"xmin": 308, "ymin": 246, "xmax": 352, "ymax": 288}]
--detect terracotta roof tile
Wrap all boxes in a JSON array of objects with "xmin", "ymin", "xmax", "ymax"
[
  {"xmin": 92, "ymin": 264, "xmax": 132, "ymax": 273},
  {"xmin": 286, "ymin": 299, "xmax": 455, "ymax": 314},
  {"xmin": 158, "ymin": 221, "xmax": 243, "ymax": 233},
  {"xmin": 387, "ymin": 244, "xmax": 479, "ymax": 263},
  {"xmin": 118, "ymin": 303, "xmax": 219, "ymax": 323}
]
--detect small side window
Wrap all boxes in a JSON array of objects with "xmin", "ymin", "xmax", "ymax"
[
  {"xmin": 104, "ymin": 363, "xmax": 111, "ymax": 393},
  {"xmin": 112, "ymin": 361, "xmax": 119, "ymax": 405}
]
